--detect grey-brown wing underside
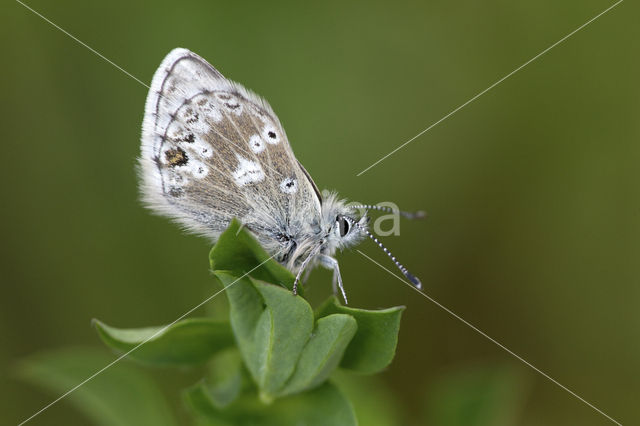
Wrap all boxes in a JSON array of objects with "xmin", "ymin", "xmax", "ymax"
[{"xmin": 139, "ymin": 48, "xmax": 322, "ymax": 245}]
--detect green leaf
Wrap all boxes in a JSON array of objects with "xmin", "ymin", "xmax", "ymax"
[
  {"xmin": 209, "ymin": 218, "xmax": 296, "ymax": 291},
  {"xmin": 278, "ymin": 313, "xmax": 357, "ymax": 396},
  {"xmin": 317, "ymin": 296, "xmax": 405, "ymax": 374},
  {"xmin": 185, "ymin": 381, "xmax": 356, "ymax": 426},
  {"xmin": 93, "ymin": 317, "xmax": 234, "ymax": 366},
  {"xmin": 17, "ymin": 347, "xmax": 177, "ymax": 426},
  {"xmin": 187, "ymin": 349, "xmax": 247, "ymax": 409},
  {"xmin": 207, "ymin": 220, "xmax": 403, "ymax": 403},
  {"xmin": 215, "ymin": 271, "xmax": 314, "ymax": 400},
  {"xmin": 332, "ymin": 370, "xmax": 403, "ymax": 426},
  {"xmin": 423, "ymin": 364, "xmax": 529, "ymax": 426}
]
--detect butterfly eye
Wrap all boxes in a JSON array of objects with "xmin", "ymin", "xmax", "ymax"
[{"xmin": 337, "ymin": 216, "xmax": 350, "ymax": 237}]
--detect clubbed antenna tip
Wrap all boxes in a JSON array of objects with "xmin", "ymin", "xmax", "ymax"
[
  {"xmin": 349, "ymin": 218, "xmax": 422, "ymax": 290},
  {"xmin": 403, "ymin": 270, "xmax": 422, "ymax": 289}
]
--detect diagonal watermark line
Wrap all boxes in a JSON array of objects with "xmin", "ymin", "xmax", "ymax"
[
  {"xmin": 18, "ymin": 253, "xmax": 279, "ymax": 426},
  {"xmin": 356, "ymin": 0, "xmax": 624, "ymax": 176},
  {"xmin": 16, "ymin": 0, "xmax": 149, "ymax": 89},
  {"xmin": 357, "ymin": 249, "xmax": 622, "ymax": 425}
]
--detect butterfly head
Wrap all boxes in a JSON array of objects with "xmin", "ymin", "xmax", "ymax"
[
  {"xmin": 333, "ymin": 213, "xmax": 369, "ymax": 248},
  {"xmin": 318, "ymin": 192, "xmax": 367, "ymax": 253},
  {"xmin": 320, "ymin": 193, "xmax": 424, "ymax": 290}
]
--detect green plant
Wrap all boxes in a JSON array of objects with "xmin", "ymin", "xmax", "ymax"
[{"xmin": 20, "ymin": 220, "xmax": 405, "ymax": 425}]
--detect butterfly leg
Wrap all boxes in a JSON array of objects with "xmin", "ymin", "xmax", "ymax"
[
  {"xmin": 318, "ymin": 255, "xmax": 348, "ymax": 304},
  {"xmin": 293, "ymin": 245, "xmax": 322, "ymax": 295}
]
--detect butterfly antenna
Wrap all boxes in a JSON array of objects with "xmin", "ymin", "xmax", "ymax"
[
  {"xmin": 351, "ymin": 204, "xmax": 426, "ymax": 220},
  {"xmin": 352, "ymin": 221, "xmax": 422, "ymax": 289}
]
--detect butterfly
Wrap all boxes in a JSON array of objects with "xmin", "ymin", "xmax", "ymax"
[{"xmin": 139, "ymin": 48, "xmax": 423, "ymax": 302}]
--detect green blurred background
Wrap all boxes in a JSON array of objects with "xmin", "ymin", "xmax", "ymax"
[{"xmin": 1, "ymin": 0, "xmax": 638, "ymax": 424}]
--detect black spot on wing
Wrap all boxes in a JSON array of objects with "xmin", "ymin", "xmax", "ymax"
[{"xmin": 165, "ymin": 147, "xmax": 188, "ymax": 167}]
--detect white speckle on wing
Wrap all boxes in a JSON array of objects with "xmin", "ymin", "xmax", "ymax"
[
  {"xmin": 263, "ymin": 124, "xmax": 280, "ymax": 145},
  {"xmin": 192, "ymin": 94, "xmax": 222, "ymax": 122},
  {"xmin": 177, "ymin": 105, "xmax": 199, "ymax": 124},
  {"xmin": 188, "ymin": 160, "xmax": 209, "ymax": 179},
  {"xmin": 280, "ymin": 177, "xmax": 298, "ymax": 194},
  {"xmin": 166, "ymin": 170, "xmax": 189, "ymax": 187},
  {"xmin": 248, "ymin": 134, "xmax": 265, "ymax": 154},
  {"xmin": 176, "ymin": 105, "xmax": 210, "ymax": 133},
  {"xmin": 166, "ymin": 121, "xmax": 192, "ymax": 142},
  {"xmin": 215, "ymin": 92, "xmax": 243, "ymax": 115},
  {"xmin": 224, "ymin": 101, "xmax": 243, "ymax": 115},
  {"xmin": 191, "ymin": 140, "xmax": 213, "ymax": 159},
  {"xmin": 233, "ymin": 156, "xmax": 265, "ymax": 186}
]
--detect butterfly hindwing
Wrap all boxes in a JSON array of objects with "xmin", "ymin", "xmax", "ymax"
[{"xmin": 140, "ymin": 48, "xmax": 322, "ymax": 245}]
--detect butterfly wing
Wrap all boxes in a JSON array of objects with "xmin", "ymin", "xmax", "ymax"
[{"xmin": 140, "ymin": 48, "xmax": 322, "ymax": 250}]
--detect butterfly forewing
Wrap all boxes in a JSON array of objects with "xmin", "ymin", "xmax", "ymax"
[{"xmin": 140, "ymin": 48, "xmax": 321, "ymax": 247}]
